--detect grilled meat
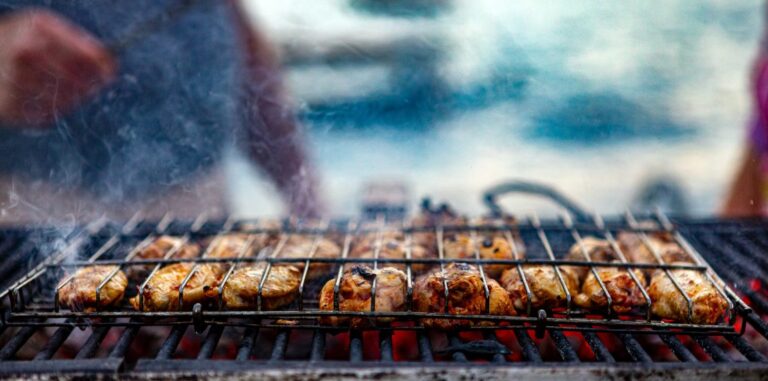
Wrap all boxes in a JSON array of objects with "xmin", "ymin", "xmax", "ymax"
[
  {"xmin": 647, "ymin": 263, "xmax": 729, "ymax": 324},
  {"xmin": 58, "ymin": 265, "xmax": 127, "ymax": 312},
  {"xmin": 130, "ymin": 262, "xmax": 219, "ymax": 311},
  {"xmin": 215, "ymin": 264, "xmax": 301, "ymax": 310},
  {"xmin": 565, "ymin": 236, "xmax": 617, "ymax": 280},
  {"xmin": 128, "ymin": 236, "xmax": 200, "ymax": 280},
  {"xmin": 275, "ymin": 236, "xmax": 341, "ymax": 281},
  {"xmin": 413, "ymin": 263, "xmax": 514, "ymax": 329},
  {"xmin": 319, "ymin": 265, "xmax": 407, "ymax": 328},
  {"xmin": 573, "ymin": 264, "xmax": 647, "ymax": 313},
  {"xmin": 351, "ymin": 233, "xmax": 433, "ymax": 273},
  {"xmin": 617, "ymin": 232, "xmax": 692, "ymax": 266},
  {"xmin": 500, "ymin": 265, "xmax": 579, "ymax": 312},
  {"xmin": 442, "ymin": 234, "xmax": 515, "ymax": 278},
  {"xmin": 130, "ymin": 234, "xmax": 256, "ymax": 311}
]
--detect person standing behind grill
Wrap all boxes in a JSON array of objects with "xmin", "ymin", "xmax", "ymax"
[
  {"xmin": 724, "ymin": 5, "xmax": 768, "ymax": 217},
  {"xmin": 0, "ymin": 1, "xmax": 322, "ymax": 223}
]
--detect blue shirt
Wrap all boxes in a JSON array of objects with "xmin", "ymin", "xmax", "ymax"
[{"xmin": 0, "ymin": 0, "xmax": 241, "ymax": 201}]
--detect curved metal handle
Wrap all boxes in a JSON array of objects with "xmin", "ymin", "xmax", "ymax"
[{"xmin": 482, "ymin": 180, "xmax": 591, "ymax": 222}]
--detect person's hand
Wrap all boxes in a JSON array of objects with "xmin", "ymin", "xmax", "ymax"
[{"xmin": 0, "ymin": 9, "xmax": 115, "ymax": 127}]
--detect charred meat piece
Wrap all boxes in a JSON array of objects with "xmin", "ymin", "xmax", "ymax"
[
  {"xmin": 573, "ymin": 264, "xmax": 647, "ymax": 313},
  {"xmin": 319, "ymin": 265, "xmax": 407, "ymax": 328},
  {"xmin": 413, "ymin": 263, "xmax": 514, "ymax": 329},
  {"xmin": 215, "ymin": 265, "xmax": 301, "ymax": 310},
  {"xmin": 58, "ymin": 265, "xmax": 127, "ymax": 312},
  {"xmin": 129, "ymin": 234, "xmax": 257, "ymax": 311},
  {"xmin": 351, "ymin": 234, "xmax": 433, "ymax": 273},
  {"xmin": 500, "ymin": 265, "xmax": 579, "ymax": 312},
  {"xmin": 442, "ymin": 234, "xmax": 515, "ymax": 278},
  {"xmin": 617, "ymin": 232, "xmax": 692, "ymax": 266},
  {"xmin": 130, "ymin": 262, "xmax": 219, "ymax": 311},
  {"xmin": 647, "ymin": 263, "xmax": 729, "ymax": 324},
  {"xmin": 565, "ymin": 236, "xmax": 617, "ymax": 280},
  {"xmin": 128, "ymin": 236, "xmax": 200, "ymax": 280},
  {"xmin": 566, "ymin": 237, "xmax": 649, "ymax": 313},
  {"xmin": 275, "ymin": 236, "xmax": 341, "ymax": 281}
]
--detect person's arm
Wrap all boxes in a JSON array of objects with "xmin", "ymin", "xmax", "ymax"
[
  {"xmin": 0, "ymin": 9, "xmax": 114, "ymax": 127},
  {"xmin": 228, "ymin": 2, "xmax": 323, "ymax": 218},
  {"xmin": 722, "ymin": 144, "xmax": 763, "ymax": 217}
]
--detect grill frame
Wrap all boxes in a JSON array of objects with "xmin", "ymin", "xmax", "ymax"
[{"xmin": 0, "ymin": 214, "xmax": 767, "ymax": 377}]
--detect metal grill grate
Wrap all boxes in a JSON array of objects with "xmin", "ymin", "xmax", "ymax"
[{"xmin": 0, "ymin": 213, "xmax": 766, "ymax": 376}]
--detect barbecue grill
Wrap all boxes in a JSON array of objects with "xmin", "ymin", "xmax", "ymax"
[{"xmin": 0, "ymin": 184, "xmax": 767, "ymax": 380}]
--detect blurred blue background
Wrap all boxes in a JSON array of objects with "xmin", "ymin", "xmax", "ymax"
[{"xmin": 229, "ymin": 0, "xmax": 762, "ymax": 217}]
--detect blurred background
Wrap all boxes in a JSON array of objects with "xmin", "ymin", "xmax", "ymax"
[{"xmin": 227, "ymin": 0, "xmax": 762, "ymax": 217}]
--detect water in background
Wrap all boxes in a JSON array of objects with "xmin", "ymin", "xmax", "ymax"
[{"xmin": 230, "ymin": 0, "xmax": 762, "ymax": 217}]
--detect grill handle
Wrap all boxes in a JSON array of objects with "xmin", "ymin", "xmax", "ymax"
[{"xmin": 482, "ymin": 180, "xmax": 591, "ymax": 222}]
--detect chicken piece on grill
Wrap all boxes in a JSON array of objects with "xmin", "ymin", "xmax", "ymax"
[
  {"xmin": 617, "ymin": 232, "xmax": 692, "ymax": 266},
  {"xmin": 318, "ymin": 265, "xmax": 407, "ymax": 328},
  {"xmin": 129, "ymin": 234, "xmax": 259, "ymax": 311},
  {"xmin": 500, "ymin": 265, "xmax": 579, "ymax": 312},
  {"xmin": 413, "ymin": 263, "xmax": 514, "ymax": 329},
  {"xmin": 58, "ymin": 265, "xmax": 128, "ymax": 312},
  {"xmin": 350, "ymin": 234, "xmax": 433, "ymax": 273},
  {"xmin": 565, "ymin": 236, "xmax": 617, "ymax": 280},
  {"xmin": 647, "ymin": 263, "xmax": 729, "ymax": 324},
  {"xmin": 214, "ymin": 264, "xmax": 301, "ymax": 310},
  {"xmin": 442, "ymin": 234, "xmax": 515, "ymax": 278},
  {"xmin": 127, "ymin": 236, "xmax": 201, "ymax": 280},
  {"xmin": 574, "ymin": 264, "xmax": 647, "ymax": 313},
  {"xmin": 129, "ymin": 262, "xmax": 220, "ymax": 311},
  {"xmin": 275, "ymin": 236, "xmax": 341, "ymax": 281},
  {"xmin": 566, "ymin": 237, "xmax": 649, "ymax": 313}
]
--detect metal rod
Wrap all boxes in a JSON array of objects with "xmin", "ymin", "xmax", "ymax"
[
  {"xmin": 617, "ymin": 333, "xmax": 652, "ymax": 363},
  {"xmin": 109, "ymin": 326, "xmax": 138, "ymax": 358},
  {"xmin": 33, "ymin": 324, "xmax": 74, "ymax": 360},
  {"xmin": 309, "ymin": 330, "xmax": 326, "ymax": 361},
  {"xmin": 726, "ymin": 334, "xmax": 767, "ymax": 362},
  {"xmin": 155, "ymin": 325, "xmax": 187, "ymax": 360},
  {"xmin": 531, "ymin": 213, "xmax": 572, "ymax": 317},
  {"xmin": 514, "ymin": 329, "xmax": 542, "ymax": 362},
  {"xmin": 349, "ymin": 331, "xmax": 363, "ymax": 362},
  {"xmin": 549, "ymin": 330, "xmax": 579, "ymax": 362},
  {"xmin": 197, "ymin": 325, "xmax": 224, "ymax": 360},
  {"xmin": 0, "ymin": 326, "xmax": 37, "ymax": 360},
  {"xmin": 75, "ymin": 325, "xmax": 111, "ymax": 359},
  {"xmin": 379, "ymin": 331, "xmax": 393, "ymax": 362},
  {"xmin": 447, "ymin": 334, "xmax": 467, "ymax": 362},
  {"xmin": 485, "ymin": 331, "xmax": 508, "ymax": 363},
  {"xmin": 582, "ymin": 332, "xmax": 615, "ymax": 363},
  {"xmin": 659, "ymin": 334, "xmax": 698, "ymax": 362},
  {"xmin": 236, "ymin": 327, "xmax": 259, "ymax": 361},
  {"xmin": 269, "ymin": 330, "xmax": 289, "ymax": 362},
  {"xmin": 692, "ymin": 335, "xmax": 731, "ymax": 363},
  {"xmin": 417, "ymin": 332, "xmax": 434, "ymax": 362}
]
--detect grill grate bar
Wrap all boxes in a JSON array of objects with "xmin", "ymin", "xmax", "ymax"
[
  {"xmin": 549, "ymin": 330, "xmax": 579, "ymax": 362},
  {"xmin": 693, "ymin": 336, "xmax": 732, "ymax": 363},
  {"xmin": 417, "ymin": 332, "xmax": 434, "ymax": 362},
  {"xmin": 108, "ymin": 325, "xmax": 138, "ymax": 358},
  {"xmin": 349, "ymin": 331, "xmax": 363, "ymax": 362},
  {"xmin": 0, "ymin": 326, "xmax": 37, "ymax": 360},
  {"xmin": 485, "ymin": 332, "xmax": 507, "ymax": 363},
  {"xmin": 582, "ymin": 332, "xmax": 615, "ymax": 363},
  {"xmin": 514, "ymin": 329, "xmax": 542, "ymax": 362},
  {"xmin": 235, "ymin": 327, "xmax": 258, "ymax": 361},
  {"xmin": 617, "ymin": 333, "xmax": 652, "ymax": 363},
  {"xmin": 156, "ymin": 325, "xmax": 186, "ymax": 360},
  {"xmin": 379, "ymin": 331, "xmax": 393, "ymax": 362},
  {"xmin": 659, "ymin": 335, "xmax": 698, "ymax": 362},
  {"xmin": 309, "ymin": 330, "xmax": 325, "ymax": 361},
  {"xmin": 197, "ymin": 325, "xmax": 224, "ymax": 360},
  {"xmin": 727, "ymin": 335, "xmax": 768, "ymax": 362},
  {"xmin": 447, "ymin": 334, "xmax": 467, "ymax": 362},
  {"xmin": 75, "ymin": 326, "xmax": 111, "ymax": 359},
  {"xmin": 269, "ymin": 330, "xmax": 289, "ymax": 362},
  {"xmin": 33, "ymin": 324, "xmax": 74, "ymax": 360}
]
